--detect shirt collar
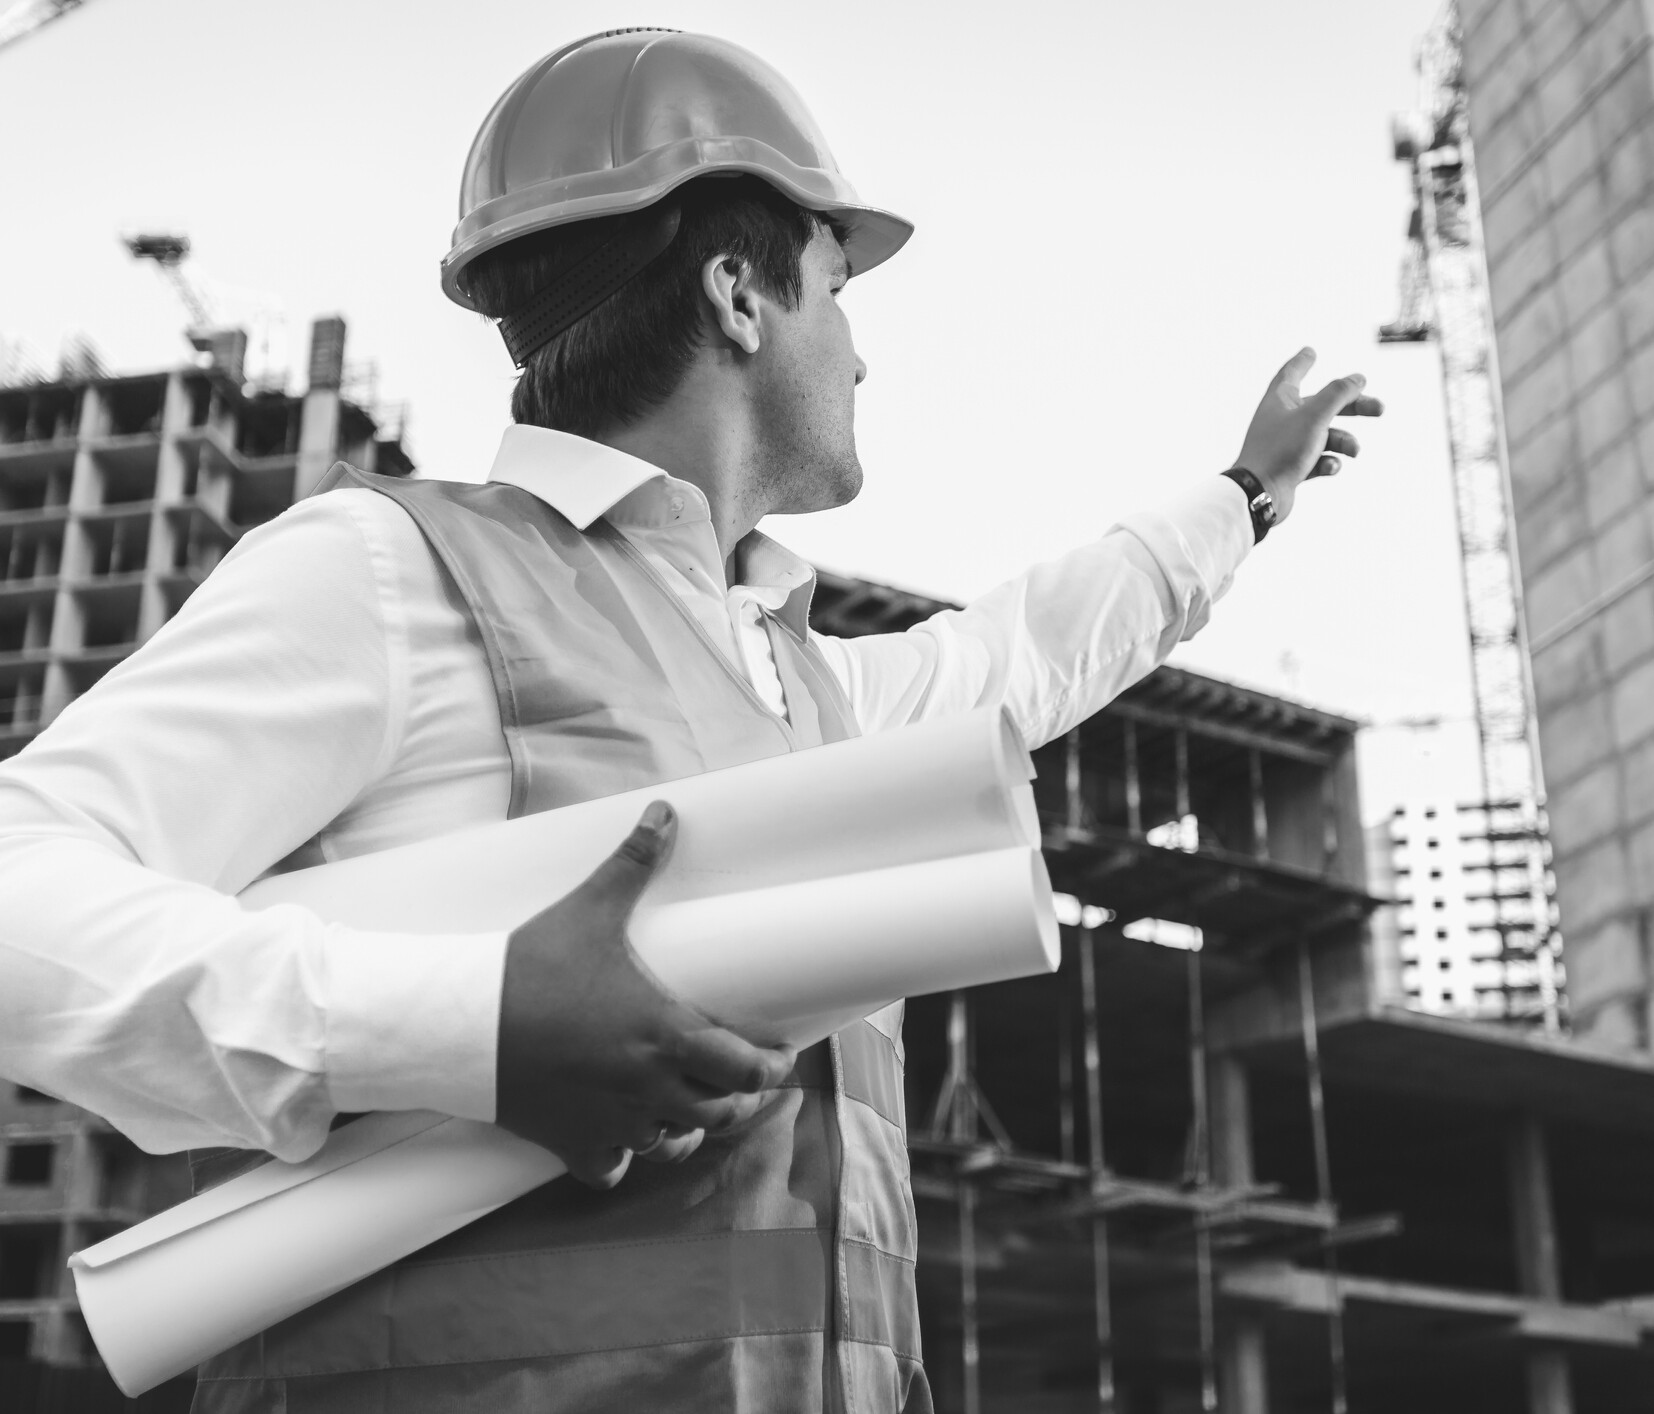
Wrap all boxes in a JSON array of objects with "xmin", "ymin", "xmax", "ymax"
[
  {"xmin": 487, "ymin": 423, "xmax": 664, "ymax": 531},
  {"xmin": 484, "ymin": 423, "xmax": 818, "ymax": 639}
]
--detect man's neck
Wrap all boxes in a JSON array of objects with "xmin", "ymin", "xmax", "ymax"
[{"xmin": 594, "ymin": 390, "xmax": 762, "ymax": 581}]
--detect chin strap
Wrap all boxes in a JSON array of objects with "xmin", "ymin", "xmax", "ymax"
[{"xmin": 496, "ymin": 204, "xmax": 683, "ymax": 368}]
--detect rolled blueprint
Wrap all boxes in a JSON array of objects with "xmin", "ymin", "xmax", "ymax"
[
  {"xmin": 72, "ymin": 710, "xmax": 1057, "ymax": 1396},
  {"xmin": 237, "ymin": 704, "xmax": 1038, "ymax": 923}
]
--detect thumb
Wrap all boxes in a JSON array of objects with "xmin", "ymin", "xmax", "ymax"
[
  {"xmin": 567, "ymin": 1145, "xmax": 633, "ymax": 1191},
  {"xmin": 1271, "ymin": 346, "xmax": 1317, "ymax": 394},
  {"xmin": 580, "ymin": 801, "xmax": 677, "ymax": 916}
]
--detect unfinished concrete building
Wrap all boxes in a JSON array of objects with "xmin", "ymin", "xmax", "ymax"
[
  {"xmin": 0, "ymin": 315, "xmax": 410, "ymax": 760},
  {"xmin": 813, "ymin": 572, "xmax": 1654, "ymax": 1414},
  {"xmin": 0, "ymin": 318, "xmax": 412, "ymax": 1412},
  {"xmin": 1456, "ymin": 0, "xmax": 1654, "ymax": 1050}
]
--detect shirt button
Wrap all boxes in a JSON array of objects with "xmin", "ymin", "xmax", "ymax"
[{"xmin": 668, "ymin": 495, "xmax": 685, "ymax": 517}]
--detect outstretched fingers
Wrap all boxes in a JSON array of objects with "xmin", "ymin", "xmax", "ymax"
[
  {"xmin": 1326, "ymin": 427, "xmax": 1360, "ymax": 458},
  {"xmin": 1308, "ymin": 373, "xmax": 1367, "ymax": 421}
]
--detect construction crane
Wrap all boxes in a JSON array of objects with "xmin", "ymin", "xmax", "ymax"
[
  {"xmin": 0, "ymin": 0, "xmax": 88, "ymax": 55},
  {"xmin": 1380, "ymin": 4, "xmax": 1562, "ymax": 1029},
  {"xmin": 124, "ymin": 234, "xmax": 216, "ymax": 333},
  {"xmin": 124, "ymin": 233, "xmax": 252, "ymax": 384}
]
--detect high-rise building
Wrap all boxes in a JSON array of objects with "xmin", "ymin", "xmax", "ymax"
[
  {"xmin": 0, "ymin": 319, "xmax": 411, "ymax": 1405},
  {"xmin": 1369, "ymin": 798, "xmax": 1561, "ymax": 1018},
  {"xmin": 1458, "ymin": 0, "xmax": 1654, "ymax": 1050}
]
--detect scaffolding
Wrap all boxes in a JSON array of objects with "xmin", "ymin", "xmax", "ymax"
[{"xmin": 1379, "ymin": 4, "xmax": 1561, "ymax": 1030}]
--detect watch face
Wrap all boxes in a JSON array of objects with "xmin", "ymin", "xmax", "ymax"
[{"xmin": 1250, "ymin": 492, "xmax": 1278, "ymax": 526}]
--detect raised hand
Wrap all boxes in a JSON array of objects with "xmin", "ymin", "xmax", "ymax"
[{"xmin": 1232, "ymin": 347, "xmax": 1385, "ymax": 523}]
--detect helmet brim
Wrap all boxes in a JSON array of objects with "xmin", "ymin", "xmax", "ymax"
[{"xmin": 442, "ymin": 138, "xmax": 913, "ymax": 311}]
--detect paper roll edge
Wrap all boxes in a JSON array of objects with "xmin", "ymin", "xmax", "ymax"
[
  {"xmin": 995, "ymin": 708, "xmax": 1036, "ymax": 783},
  {"xmin": 70, "ymin": 1259, "xmax": 166, "ymax": 1398},
  {"xmin": 1028, "ymin": 849, "xmax": 1061, "ymax": 973},
  {"xmin": 992, "ymin": 711, "xmax": 1040, "ymax": 847}
]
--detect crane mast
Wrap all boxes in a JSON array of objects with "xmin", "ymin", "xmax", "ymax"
[{"xmin": 1381, "ymin": 5, "xmax": 1562, "ymax": 1029}]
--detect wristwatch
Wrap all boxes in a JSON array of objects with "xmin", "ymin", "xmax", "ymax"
[{"xmin": 1222, "ymin": 467, "xmax": 1277, "ymax": 544}]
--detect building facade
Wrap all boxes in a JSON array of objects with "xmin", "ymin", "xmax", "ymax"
[
  {"xmin": 1368, "ymin": 798, "xmax": 1562, "ymax": 1021},
  {"xmin": 1458, "ymin": 0, "xmax": 1654, "ymax": 1050},
  {"xmin": 0, "ymin": 318, "xmax": 411, "ymax": 1400}
]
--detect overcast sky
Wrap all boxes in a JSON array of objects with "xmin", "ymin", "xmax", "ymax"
[{"xmin": 0, "ymin": 0, "xmax": 1486, "ymax": 815}]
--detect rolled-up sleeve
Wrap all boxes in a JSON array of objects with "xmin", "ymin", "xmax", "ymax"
[
  {"xmin": 0, "ymin": 493, "xmax": 506, "ymax": 1162},
  {"xmin": 817, "ymin": 478, "xmax": 1254, "ymax": 748}
]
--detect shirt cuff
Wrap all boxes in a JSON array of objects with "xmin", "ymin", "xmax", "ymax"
[
  {"xmin": 322, "ymin": 927, "xmax": 508, "ymax": 1122},
  {"xmin": 1123, "ymin": 477, "xmax": 1255, "ymax": 610},
  {"xmin": 1171, "ymin": 476, "xmax": 1256, "ymax": 584}
]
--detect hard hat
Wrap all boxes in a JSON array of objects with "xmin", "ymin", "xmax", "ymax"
[{"xmin": 442, "ymin": 28, "xmax": 914, "ymax": 311}]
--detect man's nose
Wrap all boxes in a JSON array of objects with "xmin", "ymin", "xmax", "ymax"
[{"xmin": 854, "ymin": 354, "xmax": 867, "ymax": 386}]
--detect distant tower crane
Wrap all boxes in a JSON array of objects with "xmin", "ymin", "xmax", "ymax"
[
  {"xmin": 124, "ymin": 233, "xmax": 250, "ymax": 384},
  {"xmin": 0, "ymin": 0, "xmax": 89, "ymax": 55},
  {"xmin": 124, "ymin": 234, "xmax": 214, "ymax": 332},
  {"xmin": 1381, "ymin": 4, "xmax": 1562, "ymax": 1029}
]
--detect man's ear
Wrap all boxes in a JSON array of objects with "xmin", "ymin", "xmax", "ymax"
[{"xmin": 701, "ymin": 254, "xmax": 762, "ymax": 355}]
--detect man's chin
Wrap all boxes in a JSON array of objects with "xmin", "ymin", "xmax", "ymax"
[
  {"xmin": 773, "ymin": 460, "xmax": 863, "ymax": 516},
  {"xmin": 829, "ymin": 462, "xmax": 864, "ymax": 509}
]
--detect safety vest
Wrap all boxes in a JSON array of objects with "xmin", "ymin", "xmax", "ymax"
[{"xmin": 189, "ymin": 465, "xmax": 929, "ymax": 1414}]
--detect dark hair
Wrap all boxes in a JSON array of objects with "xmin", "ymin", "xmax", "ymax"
[{"xmin": 463, "ymin": 176, "xmax": 833, "ymax": 437}]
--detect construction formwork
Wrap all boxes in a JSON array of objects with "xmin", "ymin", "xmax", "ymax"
[{"xmin": 814, "ymin": 570, "xmax": 1654, "ymax": 1414}]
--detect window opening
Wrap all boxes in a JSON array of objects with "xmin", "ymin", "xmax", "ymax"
[{"xmin": 3, "ymin": 1142, "xmax": 52, "ymax": 1186}]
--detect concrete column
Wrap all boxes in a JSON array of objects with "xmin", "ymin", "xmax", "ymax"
[
  {"xmin": 293, "ymin": 316, "xmax": 346, "ymax": 501},
  {"xmin": 1507, "ymin": 1115, "xmax": 1572, "ymax": 1414},
  {"xmin": 1217, "ymin": 1314, "xmax": 1268, "ymax": 1414},
  {"xmin": 1210, "ymin": 1055, "xmax": 1269, "ymax": 1414},
  {"xmin": 294, "ymin": 387, "xmax": 341, "ymax": 501},
  {"xmin": 36, "ymin": 1210, "xmax": 83, "ymax": 1365},
  {"xmin": 139, "ymin": 372, "xmax": 192, "ymax": 641},
  {"xmin": 1509, "ymin": 1116, "xmax": 1561, "ymax": 1300},
  {"xmin": 41, "ymin": 384, "xmax": 101, "ymax": 721},
  {"xmin": 1526, "ymin": 1354, "xmax": 1573, "ymax": 1414},
  {"xmin": 1208, "ymin": 1054, "xmax": 1253, "ymax": 1189}
]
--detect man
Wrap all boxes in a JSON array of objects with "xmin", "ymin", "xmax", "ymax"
[{"xmin": 0, "ymin": 29, "xmax": 1379, "ymax": 1414}]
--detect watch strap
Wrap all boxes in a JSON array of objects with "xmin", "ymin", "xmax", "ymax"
[{"xmin": 1221, "ymin": 467, "xmax": 1276, "ymax": 544}]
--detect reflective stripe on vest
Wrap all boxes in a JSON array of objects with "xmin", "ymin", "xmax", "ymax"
[
  {"xmin": 199, "ymin": 1228, "xmax": 921, "ymax": 1378},
  {"xmin": 194, "ymin": 465, "xmax": 925, "ymax": 1414}
]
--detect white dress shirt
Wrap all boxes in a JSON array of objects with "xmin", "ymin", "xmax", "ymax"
[{"xmin": 0, "ymin": 425, "xmax": 1251, "ymax": 1162}]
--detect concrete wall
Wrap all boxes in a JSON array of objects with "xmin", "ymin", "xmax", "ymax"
[{"xmin": 1459, "ymin": 0, "xmax": 1654, "ymax": 1049}]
